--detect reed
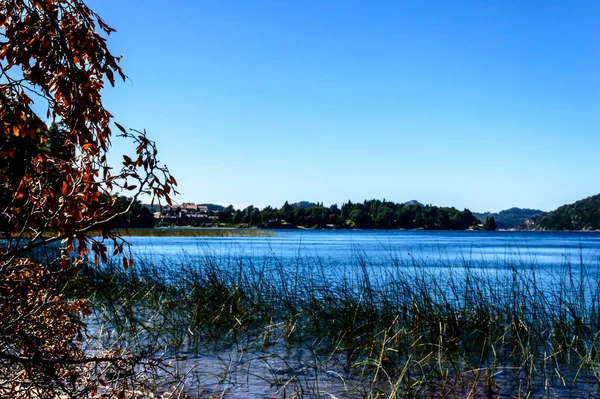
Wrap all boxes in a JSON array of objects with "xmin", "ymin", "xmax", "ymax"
[{"xmin": 63, "ymin": 247, "xmax": 600, "ymax": 398}]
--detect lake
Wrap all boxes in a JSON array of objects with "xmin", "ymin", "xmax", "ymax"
[
  {"xmin": 124, "ymin": 229, "xmax": 600, "ymax": 278},
  {"xmin": 108, "ymin": 230, "xmax": 600, "ymax": 398}
]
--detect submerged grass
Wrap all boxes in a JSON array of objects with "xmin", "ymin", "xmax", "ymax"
[{"xmin": 64, "ymin": 248, "xmax": 600, "ymax": 398}]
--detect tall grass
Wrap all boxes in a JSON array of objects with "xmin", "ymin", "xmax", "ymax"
[{"xmin": 63, "ymin": 247, "xmax": 600, "ymax": 398}]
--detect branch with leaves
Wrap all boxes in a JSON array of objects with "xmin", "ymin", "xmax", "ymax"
[{"xmin": 0, "ymin": 1, "xmax": 180, "ymax": 397}]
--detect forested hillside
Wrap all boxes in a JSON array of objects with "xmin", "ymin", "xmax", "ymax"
[
  {"xmin": 522, "ymin": 194, "xmax": 600, "ymax": 231},
  {"xmin": 473, "ymin": 207, "xmax": 544, "ymax": 229}
]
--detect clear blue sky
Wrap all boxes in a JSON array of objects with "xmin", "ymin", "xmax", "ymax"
[{"xmin": 90, "ymin": 0, "xmax": 599, "ymax": 212}]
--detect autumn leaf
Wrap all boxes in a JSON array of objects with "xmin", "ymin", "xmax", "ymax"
[
  {"xmin": 0, "ymin": 3, "xmax": 178, "ymax": 395},
  {"xmin": 114, "ymin": 122, "xmax": 127, "ymax": 133}
]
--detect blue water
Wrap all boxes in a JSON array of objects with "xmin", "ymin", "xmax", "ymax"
[
  {"xmin": 97, "ymin": 230, "xmax": 600, "ymax": 399},
  {"xmin": 109, "ymin": 230, "xmax": 600, "ymax": 398},
  {"xmin": 124, "ymin": 230, "xmax": 600, "ymax": 274}
]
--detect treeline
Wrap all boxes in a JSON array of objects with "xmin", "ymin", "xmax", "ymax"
[
  {"xmin": 107, "ymin": 196, "xmax": 155, "ymax": 228},
  {"xmin": 473, "ymin": 207, "xmax": 543, "ymax": 229},
  {"xmin": 522, "ymin": 194, "xmax": 600, "ymax": 231},
  {"xmin": 202, "ymin": 200, "xmax": 480, "ymax": 230}
]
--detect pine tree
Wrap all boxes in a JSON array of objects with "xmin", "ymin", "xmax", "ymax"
[{"xmin": 488, "ymin": 216, "xmax": 497, "ymax": 230}]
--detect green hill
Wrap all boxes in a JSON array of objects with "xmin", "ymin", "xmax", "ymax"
[
  {"xmin": 473, "ymin": 207, "xmax": 544, "ymax": 229},
  {"xmin": 521, "ymin": 194, "xmax": 600, "ymax": 231}
]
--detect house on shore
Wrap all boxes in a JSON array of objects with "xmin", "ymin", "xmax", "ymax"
[
  {"xmin": 156, "ymin": 202, "xmax": 218, "ymax": 220},
  {"xmin": 197, "ymin": 205, "xmax": 208, "ymax": 214}
]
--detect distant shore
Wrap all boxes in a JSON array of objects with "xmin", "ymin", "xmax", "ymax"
[
  {"xmin": 100, "ymin": 227, "xmax": 276, "ymax": 237},
  {"xmin": 107, "ymin": 226, "xmax": 600, "ymax": 236}
]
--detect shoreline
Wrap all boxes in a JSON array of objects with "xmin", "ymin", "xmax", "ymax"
[{"xmin": 133, "ymin": 226, "xmax": 600, "ymax": 235}]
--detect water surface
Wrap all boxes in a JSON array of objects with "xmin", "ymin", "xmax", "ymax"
[
  {"xmin": 124, "ymin": 229, "xmax": 600, "ymax": 274},
  {"xmin": 100, "ymin": 230, "xmax": 600, "ymax": 398}
]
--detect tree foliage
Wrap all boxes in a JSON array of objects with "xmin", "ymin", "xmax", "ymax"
[
  {"xmin": 109, "ymin": 196, "xmax": 155, "ymax": 229},
  {"xmin": 473, "ymin": 207, "xmax": 543, "ymax": 229},
  {"xmin": 0, "ymin": 1, "xmax": 177, "ymax": 397},
  {"xmin": 178, "ymin": 199, "xmax": 479, "ymax": 230},
  {"xmin": 523, "ymin": 194, "xmax": 600, "ymax": 231},
  {"xmin": 483, "ymin": 215, "xmax": 497, "ymax": 230}
]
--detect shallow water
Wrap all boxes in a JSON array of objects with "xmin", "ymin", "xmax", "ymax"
[
  {"xmin": 159, "ymin": 337, "xmax": 600, "ymax": 399},
  {"xmin": 94, "ymin": 230, "xmax": 600, "ymax": 398}
]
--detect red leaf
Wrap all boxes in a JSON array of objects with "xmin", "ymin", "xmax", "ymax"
[{"xmin": 114, "ymin": 122, "xmax": 127, "ymax": 134}]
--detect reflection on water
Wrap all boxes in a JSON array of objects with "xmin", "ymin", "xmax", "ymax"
[
  {"xmin": 120, "ymin": 230, "xmax": 600, "ymax": 296},
  {"xmin": 123, "ymin": 230, "xmax": 600, "ymax": 269}
]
